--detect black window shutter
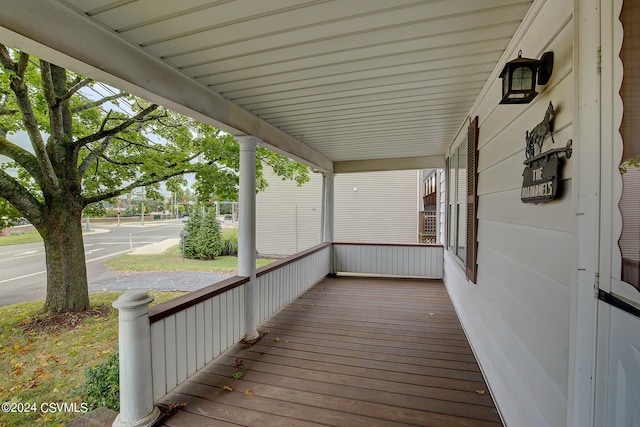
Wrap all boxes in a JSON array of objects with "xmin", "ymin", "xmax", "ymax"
[{"xmin": 466, "ymin": 117, "xmax": 479, "ymax": 283}]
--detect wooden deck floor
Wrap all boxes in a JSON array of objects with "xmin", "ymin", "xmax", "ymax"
[{"xmin": 156, "ymin": 275, "xmax": 503, "ymax": 427}]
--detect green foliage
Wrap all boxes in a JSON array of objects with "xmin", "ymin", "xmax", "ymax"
[
  {"xmin": 0, "ymin": 44, "xmax": 310, "ymax": 228},
  {"xmin": 83, "ymin": 202, "xmax": 106, "ymax": 218},
  {"xmin": 74, "ymin": 352, "xmax": 120, "ymax": 411},
  {"xmin": 620, "ymin": 157, "xmax": 640, "ymax": 174},
  {"xmin": 183, "ymin": 210, "xmax": 222, "ymax": 260},
  {"xmin": 0, "ymin": 197, "xmax": 21, "ymax": 226},
  {"xmin": 220, "ymin": 227, "xmax": 238, "ymax": 256}
]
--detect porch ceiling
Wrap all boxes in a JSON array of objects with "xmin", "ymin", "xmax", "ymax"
[{"xmin": 0, "ymin": 0, "xmax": 532, "ymax": 173}]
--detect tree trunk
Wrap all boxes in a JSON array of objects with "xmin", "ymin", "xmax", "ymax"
[{"xmin": 40, "ymin": 198, "xmax": 90, "ymax": 313}]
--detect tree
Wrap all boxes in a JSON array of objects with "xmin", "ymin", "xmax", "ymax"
[{"xmin": 0, "ymin": 45, "xmax": 309, "ymax": 313}]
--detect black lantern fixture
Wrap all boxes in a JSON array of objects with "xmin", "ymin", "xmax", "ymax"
[{"xmin": 499, "ymin": 50, "xmax": 554, "ymax": 104}]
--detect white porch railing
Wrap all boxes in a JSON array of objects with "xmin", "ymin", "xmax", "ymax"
[
  {"xmin": 255, "ymin": 243, "xmax": 331, "ymax": 323},
  {"xmin": 111, "ymin": 241, "xmax": 440, "ymax": 425},
  {"xmin": 333, "ymin": 242, "xmax": 444, "ymax": 278}
]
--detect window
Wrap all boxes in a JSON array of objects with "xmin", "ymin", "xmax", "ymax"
[{"xmin": 447, "ymin": 117, "xmax": 479, "ymax": 283}]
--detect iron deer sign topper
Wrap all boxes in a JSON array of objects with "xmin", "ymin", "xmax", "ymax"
[{"xmin": 521, "ymin": 101, "xmax": 573, "ymax": 204}]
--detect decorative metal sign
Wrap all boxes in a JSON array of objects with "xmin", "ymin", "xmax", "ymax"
[{"xmin": 521, "ymin": 101, "xmax": 573, "ymax": 204}]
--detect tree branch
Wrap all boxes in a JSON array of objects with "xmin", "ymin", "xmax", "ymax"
[
  {"xmin": 78, "ymin": 136, "xmax": 113, "ymax": 177},
  {"xmin": 71, "ymin": 92, "xmax": 126, "ymax": 113},
  {"xmin": 0, "ymin": 44, "xmax": 15, "ymax": 71},
  {"xmin": 64, "ymin": 77, "xmax": 92, "ymax": 102},
  {"xmin": 74, "ymin": 103, "xmax": 159, "ymax": 148},
  {"xmin": 83, "ymin": 168, "xmax": 194, "ymax": 206},
  {"xmin": 16, "ymin": 52, "xmax": 29, "ymax": 78},
  {"xmin": 0, "ymin": 136, "xmax": 44, "ymax": 186},
  {"xmin": 112, "ymin": 135, "xmax": 164, "ymax": 152},
  {"xmin": 98, "ymin": 154, "xmax": 144, "ymax": 166},
  {"xmin": 0, "ymin": 170, "xmax": 44, "ymax": 225},
  {"xmin": 165, "ymin": 151, "xmax": 201, "ymax": 168},
  {"xmin": 6, "ymin": 58, "xmax": 60, "ymax": 192}
]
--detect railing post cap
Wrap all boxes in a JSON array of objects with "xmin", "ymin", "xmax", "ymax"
[{"xmin": 112, "ymin": 291, "xmax": 154, "ymax": 310}]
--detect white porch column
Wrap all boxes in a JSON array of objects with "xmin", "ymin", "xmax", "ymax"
[
  {"xmin": 237, "ymin": 136, "xmax": 260, "ymax": 341},
  {"xmin": 320, "ymin": 173, "xmax": 326, "ymax": 243},
  {"xmin": 323, "ymin": 172, "xmax": 335, "ymax": 274},
  {"xmin": 323, "ymin": 172, "xmax": 335, "ymax": 242},
  {"xmin": 112, "ymin": 291, "xmax": 160, "ymax": 427}
]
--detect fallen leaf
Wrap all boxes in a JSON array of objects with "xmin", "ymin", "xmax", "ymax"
[
  {"xmin": 264, "ymin": 329, "xmax": 270, "ymax": 334},
  {"xmin": 475, "ymin": 389, "xmax": 486, "ymax": 395},
  {"xmin": 167, "ymin": 402, "xmax": 188, "ymax": 411},
  {"xmin": 223, "ymin": 386, "xmax": 233, "ymax": 392},
  {"xmin": 12, "ymin": 363, "xmax": 23, "ymax": 377},
  {"xmin": 33, "ymin": 368, "xmax": 48, "ymax": 379},
  {"xmin": 274, "ymin": 337, "xmax": 281, "ymax": 342},
  {"xmin": 234, "ymin": 357, "xmax": 244, "ymax": 367},
  {"xmin": 245, "ymin": 390, "xmax": 253, "ymax": 396},
  {"xmin": 232, "ymin": 372, "xmax": 244, "ymax": 380},
  {"xmin": 428, "ymin": 312, "xmax": 435, "ymax": 316}
]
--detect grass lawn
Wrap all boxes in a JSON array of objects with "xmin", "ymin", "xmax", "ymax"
[
  {"xmin": 0, "ymin": 291, "xmax": 185, "ymax": 427},
  {"xmin": 104, "ymin": 244, "xmax": 274, "ymax": 272},
  {"xmin": 0, "ymin": 230, "xmax": 42, "ymax": 246}
]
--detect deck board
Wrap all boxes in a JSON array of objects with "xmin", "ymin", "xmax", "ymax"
[{"xmin": 157, "ymin": 276, "xmax": 503, "ymax": 427}]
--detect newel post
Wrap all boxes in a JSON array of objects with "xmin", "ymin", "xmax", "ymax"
[{"xmin": 112, "ymin": 291, "xmax": 160, "ymax": 427}]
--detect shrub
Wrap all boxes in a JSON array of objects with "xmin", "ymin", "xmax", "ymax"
[
  {"xmin": 197, "ymin": 212, "xmax": 223, "ymax": 259},
  {"xmin": 75, "ymin": 352, "xmax": 119, "ymax": 411},
  {"xmin": 183, "ymin": 210, "xmax": 222, "ymax": 260},
  {"xmin": 220, "ymin": 227, "xmax": 238, "ymax": 256}
]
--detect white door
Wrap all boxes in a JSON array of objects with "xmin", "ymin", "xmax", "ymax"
[
  {"xmin": 599, "ymin": 301, "xmax": 640, "ymax": 427},
  {"xmin": 596, "ymin": 0, "xmax": 640, "ymax": 425}
]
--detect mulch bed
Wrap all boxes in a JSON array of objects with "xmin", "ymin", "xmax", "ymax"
[{"xmin": 16, "ymin": 305, "xmax": 113, "ymax": 334}]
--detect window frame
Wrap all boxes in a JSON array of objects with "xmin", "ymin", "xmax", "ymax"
[{"xmin": 446, "ymin": 116, "xmax": 479, "ymax": 283}]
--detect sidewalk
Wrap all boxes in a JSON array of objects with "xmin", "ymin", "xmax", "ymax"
[{"xmin": 130, "ymin": 238, "xmax": 180, "ymax": 255}]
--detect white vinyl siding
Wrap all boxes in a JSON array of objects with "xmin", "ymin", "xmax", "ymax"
[
  {"xmin": 257, "ymin": 166, "xmax": 419, "ymax": 255},
  {"xmin": 442, "ymin": 1, "xmax": 574, "ymax": 426},
  {"xmin": 334, "ymin": 170, "xmax": 418, "ymax": 244},
  {"xmin": 256, "ymin": 167, "xmax": 323, "ymax": 256}
]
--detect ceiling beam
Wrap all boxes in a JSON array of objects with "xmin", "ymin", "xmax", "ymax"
[
  {"xmin": 0, "ymin": 0, "xmax": 334, "ymax": 172},
  {"xmin": 334, "ymin": 156, "xmax": 444, "ymax": 173}
]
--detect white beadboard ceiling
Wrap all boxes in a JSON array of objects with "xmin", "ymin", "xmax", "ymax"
[{"xmin": 0, "ymin": 0, "xmax": 533, "ymax": 172}]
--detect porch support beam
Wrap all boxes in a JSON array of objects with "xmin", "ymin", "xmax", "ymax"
[
  {"xmin": 334, "ymin": 155, "xmax": 444, "ymax": 173},
  {"xmin": 237, "ymin": 136, "xmax": 260, "ymax": 342}
]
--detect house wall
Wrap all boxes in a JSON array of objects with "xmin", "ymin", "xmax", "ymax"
[
  {"xmin": 442, "ymin": 1, "xmax": 576, "ymax": 426},
  {"xmin": 334, "ymin": 170, "xmax": 419, "ymax": 244},
  {"xmin": 256, "ymin": 166, "xmax": 419, "ymax": 256},
  {"xmin": 256, "ymin": 167, "xmax": 323, "ymax": 256}
]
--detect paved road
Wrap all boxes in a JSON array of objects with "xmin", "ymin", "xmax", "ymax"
[{"xmin": 0, "ymin": 220, "xmax": 231, "ymax": 306}]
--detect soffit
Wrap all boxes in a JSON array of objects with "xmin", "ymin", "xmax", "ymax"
[{"xmin": 0, "ymin": 0, "xmax": 533, "ymax": 172}]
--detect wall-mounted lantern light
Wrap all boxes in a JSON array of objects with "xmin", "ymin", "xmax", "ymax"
[{"xmin": 499, "ymin": 51, "xmax": 554, "ymax": 104}]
